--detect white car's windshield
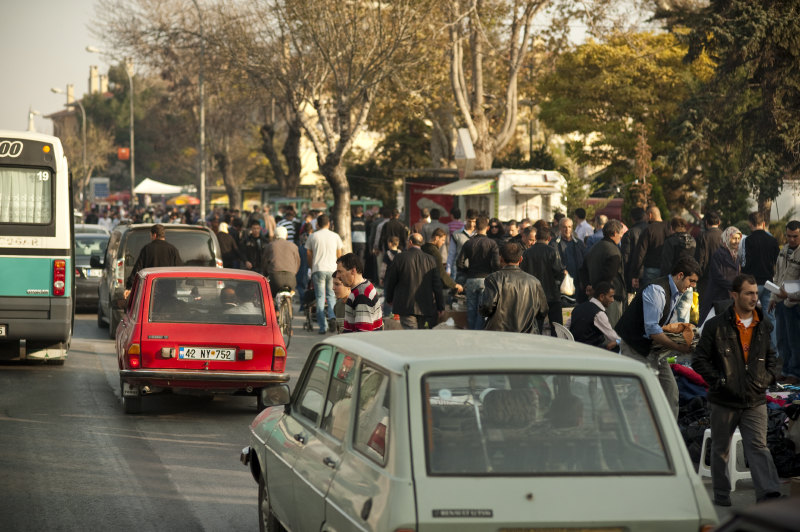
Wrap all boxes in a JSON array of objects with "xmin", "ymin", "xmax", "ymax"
[
  {"xmin": 422, "ymin": 372, "xmax": 670, "ymax": 476},
  {"xmin": 149, "ymin": 278, "xmax": 265, "ymax": 325}
]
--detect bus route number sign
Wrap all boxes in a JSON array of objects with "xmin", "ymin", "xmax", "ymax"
[{"xmin": 0, "ymin": 237, "xmax": 44, "ymax": 248}]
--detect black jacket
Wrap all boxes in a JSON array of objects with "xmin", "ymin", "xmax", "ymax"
[
  {"xmin": 741, "ymin": 229, "xmax": 780, "ymax": 284},
  {"xmin": 632, "ymin": 221, "xmax": 671, "ymax": 272},
  {"xmin": 380, "ymin": 218, "xmax": 409, "ymax": 251},
  {"xmin": 692, "ymin": 305, "xmax": 777, "ymax": 409},
  {"xmin": 216, "ymin": 231, "xmax": 246, "ymax": 267},
  {"xmin": 660, "ymin": 231, "xmax": 696, "ymax": 276},
  {"xmin": 479, "ymin": 265, "xmax": 548, "ymax": 333},
  {"xmin": 620, "ymin": 220, "xmax": 648, "ymax": 287},
  {"xmin": 520, "ymin": 242, "xmax": 564, "ymax": 303},
  {"xmin": 695, "ymin": 226, "xmax": 723, "ymax": 281},
  {"xmin": 126, "ymin": 239, "xmax": 183, "ymax": 289},
  {"xmin": 384, "ymin": 247, "xmax": 444, "ymax": 316},
  {"xmin": 421, "ymin": 242, "xmax": 456, "ymax": 290},
  {"xmin": 699, "ymin": 247, "xmax": 739, "ymax": 323},
  {"xmin": 243, "ymin": 233, "xmax": 269, "ymax": 271},
  {"xmin": 456, "ymin": 234, "xmax": 500, "ymax": 279},
  {"xmin": 550, "ymin": 235, "xmax": 586, "ymax": 280},
  {"xmin": 581, "ymin": 237, "xmax": 626, "ymax": 303}
]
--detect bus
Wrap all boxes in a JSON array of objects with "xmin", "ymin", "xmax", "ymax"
[{"xmin": 0, "ymin": 130, "xmax": 75, "ymax": 364}]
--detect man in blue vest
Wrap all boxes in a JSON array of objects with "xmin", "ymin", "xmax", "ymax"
[
  {"xmin": 568, "ymin": 281, "xmax": 620, "ymax": 350},
  {"xmin": 615, "ymin": 256, "xmax": 701, "ymax": 418}
]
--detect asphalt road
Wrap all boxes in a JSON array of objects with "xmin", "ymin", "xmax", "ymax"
[
  {"xmin": 0, "ymin": 309, "xmax": 318, "ymax": 532},
  {"xmin": 1, "ymin": 310, "xmax": 792, "ymax": 530}
]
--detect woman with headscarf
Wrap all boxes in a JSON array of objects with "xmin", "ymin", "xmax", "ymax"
[
  {"xmin": 699, "ymin": 226, "xmax": 742, "ymax": 323},
  {"xmin": 487, "ymin": 217, "xmax": 505, "ymax": 242}
]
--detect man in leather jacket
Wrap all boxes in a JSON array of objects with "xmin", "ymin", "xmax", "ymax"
[
  {"xmin": 520, "ymin": 225, "xmax": 565, "ymax": 336},
  {"xmin": 692, "ymin": 274, "xmax": 782, "ymax": 506},
  {"xmin": 480, "ymin": 243, "xmax": 548, "ymax": 333}
]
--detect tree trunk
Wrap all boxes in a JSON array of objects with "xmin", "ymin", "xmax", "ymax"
[
  {"xmin": 320, "ymin": 159, "xmax": 351, "ymax": 253},
  {"xmin": 758, "ymin": 196, "xmax": 772, "ymax": 226},
  {"xmin": 259, "ymin": 123, "xmax": 287, "ymax": 190},
  {"xmin": 215, "ymin": 137, "xmax": 241, "ymax": 210},
  {"xmin": 281, "ymin": 116, "xmax": 303, "ymax": 197}
]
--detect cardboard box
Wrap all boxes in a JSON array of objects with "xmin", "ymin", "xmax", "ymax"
[{"xmin": 438, "ymin": 310, "xmax": 468, "ymax": 330}]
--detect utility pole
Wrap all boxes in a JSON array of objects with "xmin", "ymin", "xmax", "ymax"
[
  {"xmin": 192, "ymin": 0, "xmax": 206, "ymax": 220},
  {"xmin": 52, "ymin": 86, "xmax": 87, "ymax": 207}
]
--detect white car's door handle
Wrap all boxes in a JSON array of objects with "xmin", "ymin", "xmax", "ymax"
[{"xmin": 322, "ymin": 456, "xmax": 337, "ymax": 469}]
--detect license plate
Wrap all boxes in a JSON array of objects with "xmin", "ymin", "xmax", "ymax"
[
  {"xmin": 179, "ymin": 346, "xmax": 235, "ymax": 361},
  {"xmin": 87, "ymin": 269, "xmax": 102, "ymax": 278},
  {"xmin": 122, "ymin": 382, "xmax": 139, "ymax": 396},
  {"xmin": 0, "ymin": 325, "xmax": 6, "ymax": 337}
]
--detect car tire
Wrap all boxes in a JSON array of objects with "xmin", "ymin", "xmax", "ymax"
[
  {"xmin": 97, "ymin": 302, "xmax": 107, "ymax": 328},
  {"xmin": 109, "ymin": 311, "xmax": 118, "ymax": 339},
  {"xmin": 258, "ymin": 473, "xmax": 283, "ymax": 532},
  {"xmin": 121, "ymin": 379, "xmax": 142, "ymax": 415}
]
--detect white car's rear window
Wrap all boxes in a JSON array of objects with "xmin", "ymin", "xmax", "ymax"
[
  {"xmin": 149, "ymin": 278, "xmax": 265, "ymax": 325},
  {"xmin": 422, "ymin": 373, "xmax": 670, "ymax": 476}
]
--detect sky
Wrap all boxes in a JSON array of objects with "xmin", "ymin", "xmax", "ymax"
[{"xmin": 1, "ymin": 0, "xmax": 104, "ymax": 135}]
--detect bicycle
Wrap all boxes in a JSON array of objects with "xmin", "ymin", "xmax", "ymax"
[{"xmin": 275, "ymin": 289, "xmax": 294, "ymax": 349}]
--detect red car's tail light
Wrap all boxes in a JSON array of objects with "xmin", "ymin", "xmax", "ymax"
[
  {"xmin": 272, "ymin": 346, "xmax": 286, "ymax": 372},
  {"xmin": 367, "ymin": 422, "xmax": 387, "ymax": 457},
  {"xmin": 128, "ymin": 344, "xmax": 141, "ymax": 368},
  {"xmin": 53, "ymin": 260, "xmax": 66, "ymax": 296},
  {"xmin": 115, "ymin": 258, "xmax": 125, "ymax": 285},
  {"xmin": 75, "ymin": 267, "xmax": 82, "ymax": 278}
]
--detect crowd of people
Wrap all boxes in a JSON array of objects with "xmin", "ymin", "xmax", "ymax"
[{"xmin": 106, "ymin": 197, "xmax": 800, "ymax": 505}]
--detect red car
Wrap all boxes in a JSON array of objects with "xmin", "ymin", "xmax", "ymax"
[{"xmin": 116, "ymin": 267, "xmax": 288, "ymax": 414}]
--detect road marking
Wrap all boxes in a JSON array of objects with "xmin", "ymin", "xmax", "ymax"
[
  {"xmin": 86, "ymin": 431, "xmax": 239, "ymax": 447},
  {"xmin": 0, "ymin": 415, "xmax": 51, "ymax": 424}
]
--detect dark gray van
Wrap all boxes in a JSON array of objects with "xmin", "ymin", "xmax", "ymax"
[{"xmin": 91, "ymin": 222, "xmax": 222, "ymax": 337}]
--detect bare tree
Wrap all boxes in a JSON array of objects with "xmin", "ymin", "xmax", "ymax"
[
  {"xmin": 268, "ymin": 0, "xmax": 432, "ymax": 248},
  {"xmin": 60, "ymin": 124, "xmax": 117, "ymax": 206}
]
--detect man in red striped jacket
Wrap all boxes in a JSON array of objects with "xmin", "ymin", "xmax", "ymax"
[{"xmin": 336, "ymin": 253, "xmax": 383, "ymax": 332}]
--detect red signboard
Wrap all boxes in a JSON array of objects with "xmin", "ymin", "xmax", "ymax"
[
  {"xmin": 117, "ymin": 147, "xmax": 130, "ymax": 161},
  {"xmin": 406, "ymin": 181, "xmax": 454, "ymax": 226}
]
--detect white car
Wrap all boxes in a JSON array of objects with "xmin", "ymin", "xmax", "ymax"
[
  {"xmin": 75, "ymin": 223, "xmax": 110, "ymax": 235},
  {"xmin": 242, "ymin": 331, "xmax": 717, "ymax": 532}
]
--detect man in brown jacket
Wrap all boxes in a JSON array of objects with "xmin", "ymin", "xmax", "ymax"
[{"xmin": 262, "ymin": 226, "xmax": 301, "ymax": 297}]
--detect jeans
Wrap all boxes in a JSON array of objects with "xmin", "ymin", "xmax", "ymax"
[
  {"xmin": 296, "ymin": 245, "xmax": 309, "ymax": 310},
  {"xmin": 399, "ymin": 315, "xmax": 436, "ymax": 330},
  {"xmin": 676, "ymin": 287, "xmax": 693, "ymax": 323},
  {"xmin": 710, "ymin": 403, "xmax": 781, "ymax": 501},
  {"xmin": 642, "ymin": 267, "xmax": 661, "ymax": 288},
  {"xmin": 757, "ymin": 285, "xmax": 777, "ymax": 351},
  {"xmin": 776, "ymin": 303, "xmax": 800, "ymax": 378},
  {"xmin": 465, "ymin": 278, "xmax": 486, "ymax": 330},
  {"xmin": 312, "ymin": 271, "xmax": 335, "ymax": 332}
]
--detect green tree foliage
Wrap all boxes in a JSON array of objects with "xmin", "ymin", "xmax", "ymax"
[
  {"xmin": 537, "ymin": 32, "xmax": 713, "ymax": 212},
  {"xmin": 661, "ymin": 0, "xmax": 800, "ymax": 224}
]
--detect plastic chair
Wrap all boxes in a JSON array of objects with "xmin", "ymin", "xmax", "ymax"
[
  {"xmin": 697, "ymin": 428, "xmax": 751, "ymax": 491},
  {"xmin": 552, "ymin": 323, "xmax": 574, "ymax": 342}
]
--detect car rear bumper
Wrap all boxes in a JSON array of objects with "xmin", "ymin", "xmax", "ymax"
[{"xmin": 120, "ymin": 369, "xmax": 290, "ymax": 385}]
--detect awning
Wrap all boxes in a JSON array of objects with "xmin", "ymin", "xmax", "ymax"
[
  {"xmin": 513, "ymin": 185, "xmax": 559, "ymax": 195},
  {"xmin": 133, "ymin": 178, "xmax": 184, "ymax": 195},
  {"xmin": 423, "ymin": 179, "xmax": 495, "ymax": 196}
]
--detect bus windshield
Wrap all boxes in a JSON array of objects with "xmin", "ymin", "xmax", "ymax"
[{"xmin": 0, "ymin": 167, "xmax": 52, "ymax": 224}]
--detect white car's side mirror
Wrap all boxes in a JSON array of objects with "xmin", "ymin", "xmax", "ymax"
[{"xmin": 260, "ymin": 384, "xmax": 291, "ymax": 408}]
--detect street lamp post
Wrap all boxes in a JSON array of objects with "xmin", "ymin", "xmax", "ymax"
[
  {"xmin": 86, "ymin": 46, "xmax": 136, "ymax": 209},
  {"xmin": 51, "ymin": 87, "xmax": 87, "ymax": 207},
  {"xmin": 27, "ymin": 108, "xmax": 42, "ymax": 132},
  {"xmin": 191, "ymin": 0, "xmax": 206, "ymax": 220}
]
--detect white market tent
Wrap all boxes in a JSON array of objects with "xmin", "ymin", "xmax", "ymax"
[{"xmin": 133, "ymin": 178, "xmax": 184, "ymax": 195}]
